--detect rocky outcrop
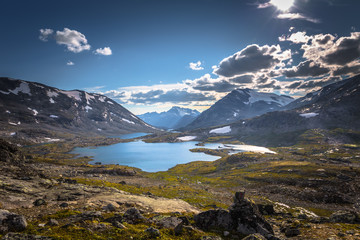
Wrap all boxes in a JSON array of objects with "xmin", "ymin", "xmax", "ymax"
[
  {"xmin": 0, "ymin": 210, "xmax": 27, "ymax": 234},
  {"xmin": 194, "ymin": 192, "xmax": 277, "ymax": 239}
]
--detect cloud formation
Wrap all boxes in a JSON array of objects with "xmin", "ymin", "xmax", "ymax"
[
  {"xmin": 276, "ymin": 13, "xmax": 320, "ymax": 23},
  {"xmin": 55, "ymin": 28, "xmax": 91, "ymax": 53},
  {"xmin": 39, "ymin": 28, "xmax": 54, "ymax": 41},
  {"xmin": 66, "ymin": 61, "xmax": 74, "ymax": 66},
  {"xmin": 282, "ymin": 60, "xmax": 329, "ymax": 78},
  {"xmin": 189, "ymin": 61, "xmax": 204, "ymax": 70},
  {"xmin": 213, "ymin": 44, "xmax": 291, "ymax": 77},
  {"xmin": 95, "ymin": 47, "xmax": 112, "ymax": 56}
]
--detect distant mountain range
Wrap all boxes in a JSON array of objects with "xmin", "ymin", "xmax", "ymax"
[
  {"xmin": 192, "ymin": 74, "xmax": 360, "ymax": 146},
  {"xmin": 0, "ymin": 77, "xmax": 157, "ymax": 139},
  {"xmin": 138, "ymin": 106, "xmax": 200, "ymax": 129},
  {"xmin": 183, "ymin": 89, "xmax": 293, "ymax": 130}
]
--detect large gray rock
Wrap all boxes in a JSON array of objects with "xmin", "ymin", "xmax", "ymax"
[
  {"xmin": 194, "ymin": 192, "xmax": 275, "ymax": 239},
  {"xmin": 123, "ymin": 208, "xmax": 145, "ymax": 224},
  {"xmin": 0, "ymin": 210, "xmax": 27, "ymax": 234}
]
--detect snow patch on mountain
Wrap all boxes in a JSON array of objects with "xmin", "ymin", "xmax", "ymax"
[
  {"xmin": 85, "ymin": 92, "xmax": 95, "ymax": 104},
  {"xmin": 122, "ymin": 118, "xmax": 135, "ymax": 124},
  {"xmin": 177, "ymin": 136, "xmax": 197, "ymax": 141},
  {"xmin": 28, "ymin": 107, "xmax": 38, "ymax": 116},
  {"xmin": 223, "ymin": 144, "xmax": 276, "ymax": 154},
  {"xmin": 1, "ymin": 82, "xmax": 32, "ymax": 96},
  {"xmin": 299, "ymin": 112, "xmax": 319, "ymax": 118},
  {"xmin": 238, "ymin": 89, "xmax": 292, "ymax": 106},
  {"xmin": 11, "ymin": 82, "xmax": 31, "ymax": 96},
  {"xmin": 209, "ymin": 126, "xmax": 231, "ymax": 134},
  {"xmin": 60, "ymin": 90, "xmax": 81, "ymax": 101},
  {"xmin": 50, "ymin": 115, "xmax": 59, "ymax": 118},
  {"xmin": 85, "ymin": 105, "xmax": 93, "ymax": 112},
  {"xmin": 49, "ymin": 98, "xmax": 55, "ymax": 104},
  {"xmin": 47, "ymin": 90, "xmax": 59, "ymax": 98}
]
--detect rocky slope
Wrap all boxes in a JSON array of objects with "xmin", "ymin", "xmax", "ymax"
[
  {"xmin": 1, "ymin": 137, "xmax": 360, "ymax": 239},
  {"xmin": 183, "ymin": 89, "xmax": 293, "ymax": 130},
  {"xmin": 183, "ymin": 75, "xmax": 360, "ymax": 146},
  {"xmin": 138, "ymin": 106, "xmax": 200, "ymax": 129},
  {"xmin": 0, "ymin": 77, "xmax": 157, "ymax": 140}
]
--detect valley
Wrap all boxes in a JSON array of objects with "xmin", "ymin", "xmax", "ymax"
[{"xmin": 1, "ymin": 75, "xmax": 360, "ymax": 239}]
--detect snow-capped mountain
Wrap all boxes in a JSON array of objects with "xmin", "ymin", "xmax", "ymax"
[
  {"xmin": 138, "ymin": 106, "xmax": 200, "ymax": 129},
  {"xmin": 195, "ymin": 74, "xmax": 360, "ymax": 146},
  {"xmin": 0, "ymin": 77, "xmax": 157, "ymax": 138},
  {"xmin": 183, "ymin": 88, "xmax": 293, "ymax": 130}
]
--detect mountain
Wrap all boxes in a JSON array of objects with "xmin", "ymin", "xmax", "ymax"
[
  {"xmin": 0, "ymin": 77, "xmax": 157, "ymax": 139},
  {"xmin": 138, "ymin": 106, "xmax": 200, "ymax": 129},
  {"xmin": 183, "ymin": 88, "xmax": 293, "ymax": 130},
  {"xmin": 283, "ymin": 79, "xmax": 350, "ymax": 110},
  {"xmin": 199, "ymin": 74, "xmax": 360, "ymax": 146}
]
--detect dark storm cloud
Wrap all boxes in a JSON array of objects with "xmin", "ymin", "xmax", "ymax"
[
  {"xmin": 213, "ymin": 44, "xmax": 288, "ymax": 77},
  {"xmin": 333, "ymin": 64, "xmax": 360, "ymax": 76},
  {"xmin": 192, "ymin": 80, "xmax": 238, "ymax": 93},
  {"xmin": 321, "ymin": 32, "xmax": 360, "ymax": 65},
  {"xmin": 229, "ymin": 74, "xmax": 254, "ymax": 84},
  {"xmin": 129, "ymin": 89, "xmax": 215, "ymax": 104},
  {"xmin": 131, "ymin": 90, "xmax": 164, "ymax": 98},
  {"xmin": 283, "ymin": 60, "xmax": 330, "ymax": 78}
]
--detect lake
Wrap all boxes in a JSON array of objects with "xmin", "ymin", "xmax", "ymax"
[{"xmin": 71, "ymin": 140, "xmax": 221, "ymax": 172}]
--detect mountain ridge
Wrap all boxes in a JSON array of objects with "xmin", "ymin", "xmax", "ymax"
[
  {"xmin": 0, "ymin": 77, "xmax": 157, "ymax": 140},
  {"xmin": 183, "ymin": 88, "xmax": 293, "ymax": 130},
  {"xmin": 138, "ymin": 106, "xmax": 200, "ymax": 129}
]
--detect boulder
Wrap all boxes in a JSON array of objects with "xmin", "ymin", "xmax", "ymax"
[
  {"xmin": 46, "ymin": 219, "xmax": 59, "ymax": 227},
  {"xmin": 103, "ymin": 203, "xmax": 116, "ymax": 212},
  {"xmin": 194, "ymin": 192, "xmax": 275, "ymax": 239},
  {"xmin": 194, "ymin": 209, "xmax": 233, "ymax": 230},
  {"xmin": 144, "ymin": 227, "xmax": 160, "ymax": 238},
  {"xmin": 33, "ymin": 199, "xmax": 46, "ymax": 207},
  {"xmin": 123, "ymin": 208, "xmax": 145, "ymax": 224},
  {"xmin": 0, "ymin": 210, "xmax": 27, "ymax": 234},
  {"xmin": 284, "ymin": 227, "xmax": 301, "ymax": 237}
]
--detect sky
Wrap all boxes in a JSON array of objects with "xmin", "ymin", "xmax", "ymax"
[{"xmin": 1, "ymin": 0, "xmax": 360, "ymax": 114}]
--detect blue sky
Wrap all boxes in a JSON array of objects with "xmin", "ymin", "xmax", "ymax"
[{"xmin": 1, "ymin": 0, "xmax": 360, "ymax": 114}]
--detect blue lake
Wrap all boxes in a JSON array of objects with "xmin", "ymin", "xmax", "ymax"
[{"xmin": 71, "ymin": 141, "xmax": 221, "ymax": 172}]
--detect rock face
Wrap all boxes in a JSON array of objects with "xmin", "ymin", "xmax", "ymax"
[
  {"xmin": 0, "ymin": 210, "xmax": 27, "ymax": 234},
  {"xmin": 0, "ymin": 77, "xmax": 157, "ymax": 139},
  {"xmin": 194, "ymin": 192, "xmax": 275, "ymax": 239}
]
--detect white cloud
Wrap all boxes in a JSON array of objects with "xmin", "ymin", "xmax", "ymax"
[
  {"xmin": 66, "ymin": 61, "xmax": 74, "ymax": 66},
  {"xmin": 277, "ymin": 13, "xmax": 320, "ymax": 23},
  {"xmin": 39, "ymin": 28, "xmax": 54, "ymax": 41},
  {"xmin": 279, "ymin": 31, "xmax": 310, "ymax": 44},
  {"xmin": 95, "ymin": 47, "xmax": 112, "ymax": 56},
  {"xmin": 54, "ymin": 28, "xmax": 91, "ymax": 53},
  {"xmin": 189, "ymin": 61, "xmax": 204, "ymax": 70}
]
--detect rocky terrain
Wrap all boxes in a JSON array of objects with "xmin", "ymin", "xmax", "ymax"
[
  {"xmin": 0, "ymin": 77, "xmax": 158, "ymax": 142},
  {"xmin": 0, "ymin": 132, "xmax": 360, "ymax": 239}
]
